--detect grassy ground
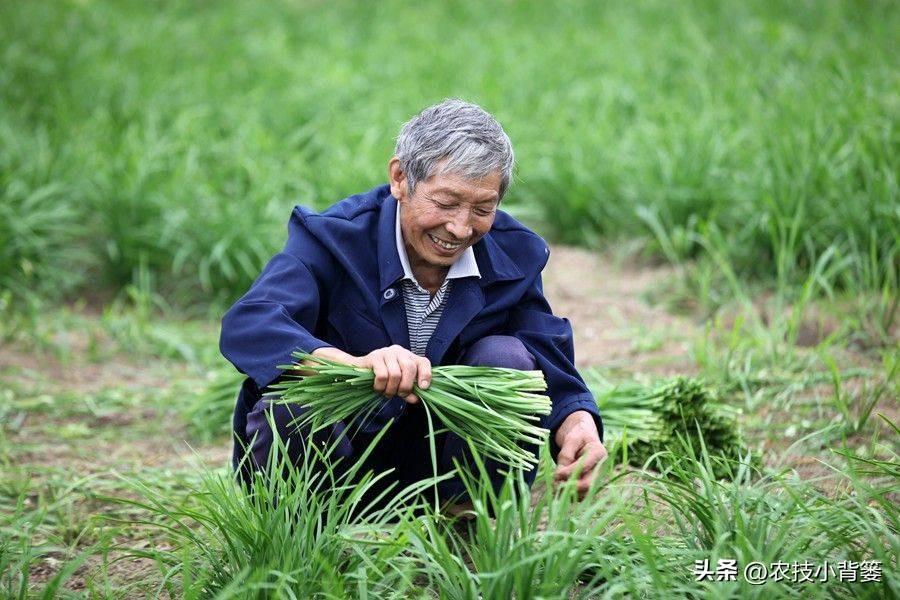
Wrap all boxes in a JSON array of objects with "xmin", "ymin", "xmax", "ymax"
[{"xmin": 1, "ymin": 247, "xmax": 896, "ymax": 597}]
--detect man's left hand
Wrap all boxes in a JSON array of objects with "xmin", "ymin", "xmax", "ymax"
[{"xmin": 553, "ymin": 410, "xmax": 607, "ymax": 497}]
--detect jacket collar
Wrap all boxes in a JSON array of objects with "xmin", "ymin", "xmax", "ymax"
[
  {"xmin": 378, "ymin": 194, "xmax": 405, "ymax": 292},
  {"xmin": 473, "ymin": 232, "xmax": 524, "ymax": 286},
  {"xmin": 377, "ymin": 193, "xmax": 523, "ymax": 292}
]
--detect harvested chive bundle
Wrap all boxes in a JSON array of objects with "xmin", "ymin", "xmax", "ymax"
[
  {"xmin": 269, "ymin": 351, "xmax": 552, "ymax": 470},
  {"xmin": 586, "ymin": 370, "xmax": 750, "ymax": 475}
]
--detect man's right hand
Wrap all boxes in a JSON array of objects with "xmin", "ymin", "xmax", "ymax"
[{"xmin": 311, "ymin": 345, "xmax": 431, "ymax": 404}]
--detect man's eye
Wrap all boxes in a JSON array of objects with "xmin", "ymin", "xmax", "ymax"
[{"xmin": 475, "ymin": 208, "xmax": 494, "ymax": 217}]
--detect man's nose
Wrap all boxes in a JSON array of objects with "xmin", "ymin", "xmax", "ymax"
[{"xmin": 445, "ymin": 216, "xmax": 473, "ymax": 240}]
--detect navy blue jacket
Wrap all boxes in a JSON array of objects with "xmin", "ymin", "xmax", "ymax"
[{"xmin": 220, "ymin": 185, "xmax": 603, "ymax": 462}]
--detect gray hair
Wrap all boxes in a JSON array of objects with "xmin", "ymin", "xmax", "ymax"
[{"xmin": 394, "ymin": 99, "xmax": 515, "ymax": 199}]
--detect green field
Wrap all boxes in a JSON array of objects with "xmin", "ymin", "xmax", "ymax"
[{"xmin": 1, "ymin": 0, "xmax": 897, "ymax": 597}]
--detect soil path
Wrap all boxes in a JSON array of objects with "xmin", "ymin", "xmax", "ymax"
[
  {"xmin": 543, "ymin": 246, "xmax": 698, "ymax": 375},
  {"xmin": 1, "ymin": 245, "xmax": 695, "ymax": 389}
]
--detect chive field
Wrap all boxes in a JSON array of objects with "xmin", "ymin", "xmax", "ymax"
[{"xmin": 1, "ymin": 0, "xmax": 897, "ymax": 597}]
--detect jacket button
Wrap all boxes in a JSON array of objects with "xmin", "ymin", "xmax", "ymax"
[{"xmin": 383, "ymin": 288, "xmax": 396, "ymax": 300}]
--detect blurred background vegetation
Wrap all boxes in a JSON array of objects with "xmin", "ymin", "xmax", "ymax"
[{"xmin": 1, "ymin": 0, "xmax": 897, "ymax": 320}]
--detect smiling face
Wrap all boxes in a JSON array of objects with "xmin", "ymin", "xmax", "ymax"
[{"xmin": 389, "ymin": 157, "xmax": 500, "ymax": 280}]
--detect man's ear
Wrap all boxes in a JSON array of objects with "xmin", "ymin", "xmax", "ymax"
[{"xmin": 388, "ymin": 157, "xmax": 407, "ymax": 202}]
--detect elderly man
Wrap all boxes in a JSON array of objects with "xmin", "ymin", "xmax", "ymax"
[{"xmin": 220, "ymin": 99, "xmax": 606, "ymax": 504}]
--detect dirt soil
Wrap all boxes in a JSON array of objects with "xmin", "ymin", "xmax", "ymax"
[{"xmin": 543, "ymin": 246, "xmax": 699, "ymax": 375}]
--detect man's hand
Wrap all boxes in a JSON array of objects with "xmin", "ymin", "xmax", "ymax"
[
  {"xmin": 554, "ymin": 410, "xmax": 607, "ymax": 497},
  {"xmin": 311, "ymin": 345, "xmax": 431, "ymax": 404}
]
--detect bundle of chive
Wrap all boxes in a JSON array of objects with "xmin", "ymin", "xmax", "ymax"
[
  {"xmin": 586, "ymin": 370, "xmax": 750, "ymax": 476},
  {"xmin": 269, "ymin": 351, "xmax": 552, "ymax": 470}
]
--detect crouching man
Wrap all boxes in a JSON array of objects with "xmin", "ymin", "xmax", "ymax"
[{"xmin": 220, "ymin": 99, "xmax": 606, "ymax": 507}]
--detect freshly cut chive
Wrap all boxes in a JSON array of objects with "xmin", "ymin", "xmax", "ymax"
[
  {"xmin": 270, "ymin": 351, "xmax": 552, "ymax": 470},
  {"xmin": 586, "ymin": 369, "xmax": 751, "ymax": 475}
]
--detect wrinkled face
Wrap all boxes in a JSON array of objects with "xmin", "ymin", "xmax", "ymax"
[{"xmin": 390, "ymin": 159, "xmax": 501, "ymax": 271}]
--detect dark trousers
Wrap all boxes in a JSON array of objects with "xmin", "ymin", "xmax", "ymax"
[{"xmin": 239, "ymin": 335, "xmax": 539, "ymax": 504}]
